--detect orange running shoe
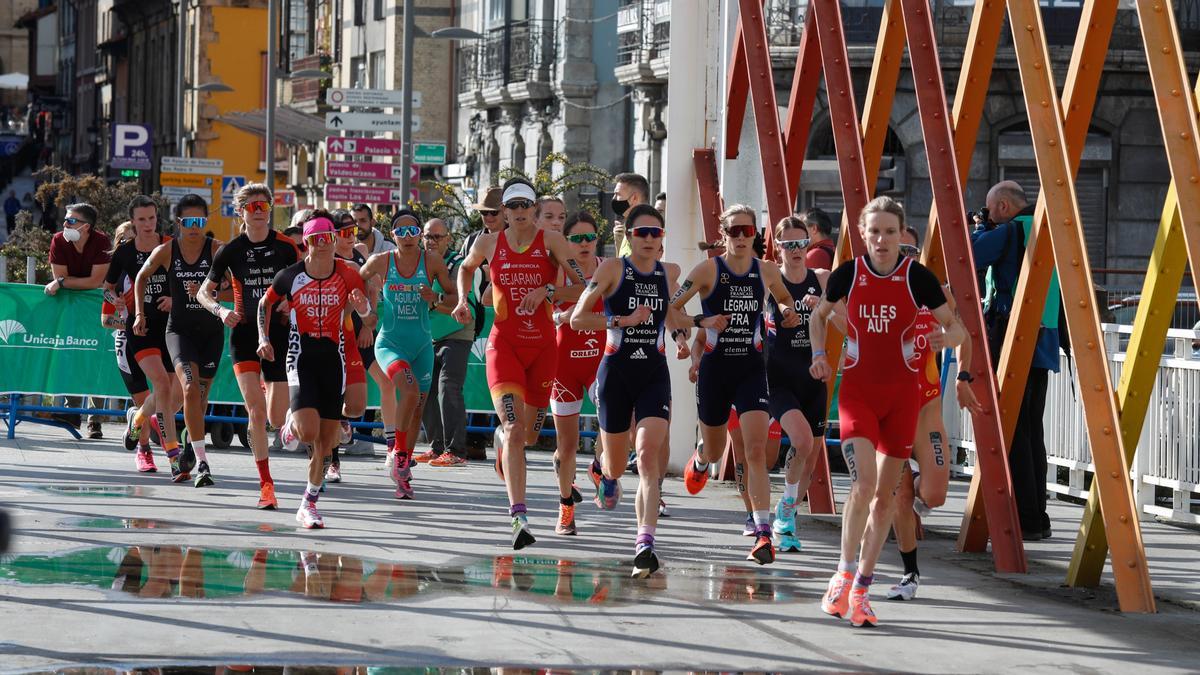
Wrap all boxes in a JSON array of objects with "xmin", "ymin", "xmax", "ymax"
[
  {"xmin": 256, "ymin": 482, "xmax": 278, "ymax": 510},
  {"xmin": 683, "ymin": 451, "xmax": 710, "ymax": 495},
  {"xmin": 821, "ymin": 571, "xmax": 853, "ymax": 617},
  {"xmin": 747, "ymin": 534, "xmax": 775, "ymax": 565},
  {"xmin": 847, "ymin": 587, "xmax": 878, "ymax": 627},
  {"xmin": 556, "ymin": 503, "xmax": 577, "ymax": 535},
  {"xmin": 414, "ymin": 449, "xmax": 440, "ymax": 463},
  {"xmin": 430, "ymin": 453, "xmax": 467, "ymax": 467}
]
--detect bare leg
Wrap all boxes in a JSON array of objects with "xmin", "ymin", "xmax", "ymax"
[
  {"xmin": 553, "ymin": 413, "xmax": 580, "ymax": 500},
  {"xmin": 839, "ymin": 438, "xmax": 876, "ymax": 565},
  {"xmin": 859, "ymin": 452, "xmax": 907, "ymax": 577}
]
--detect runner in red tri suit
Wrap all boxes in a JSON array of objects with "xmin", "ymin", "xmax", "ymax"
[
  {"xmin": 807, "ymin": 197, "xmax": 966, "ymax": 627},
  {"xmin": 452, "ymin": 178, "xmax": 586, "ymax": 549}
]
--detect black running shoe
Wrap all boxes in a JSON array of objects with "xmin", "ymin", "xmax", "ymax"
[
  {"xmin": 570, "ymin": 484, "xmax": 583, "ymax": 504},
  {"xmin": 193, "ymin": 461, "xmax": 214, "ymax": 488},
  {"xmin": 632, "ymin": 545, "xmax": 660, "ymax": 578},
  {"xmin": 178, "ymin": 445, "xmax": 196, "ymax": 475},
  {"xmin": 511, "ymin": 517, "xmax": 536, "ymax": 550}
]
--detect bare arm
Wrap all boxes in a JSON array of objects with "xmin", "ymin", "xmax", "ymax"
[
  {"xmin": 544, "ymin": 231, "xmax": 586, "ymax": 288},
  {"xmin": 762, "ymin": 262, "xmax": 800, "ymax": 328},
  {"xmin": 56, "ymin": 262, "xmax": 110, "ymax": 290},
  {"xmin": 424, "ymin": 255, "xmax": 458, "ymax": 312},
  {"xmin": 569, "ymin": 259, "xmax": 620, "ymax": 332},
  {"xmin": 132, "ymin": 245, "xmax": 170, "ymax": 335},
  {"xmin": 453, "ymin": 234, "xmax": 493, "ymax": 324},
  {"xmin": 807, "ymin": 297, "xmax": 844, "ymax": 382},
  {"xmin": 930, "ymin": 302, "xmax": 966, "ymax": 351}
]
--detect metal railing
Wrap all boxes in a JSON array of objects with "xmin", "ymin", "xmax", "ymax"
[
  {"xmin": 943, "ymin": 324, "xmax": 1200, "ymax": 525},
  {"xmin": 456, "ymin": 19, "xmax": 557, "ymax": 91}
]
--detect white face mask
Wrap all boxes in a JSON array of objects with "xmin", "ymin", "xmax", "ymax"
[{"xmin": 62, "ymin": 226, "xmax": 82, "ymax": 243}]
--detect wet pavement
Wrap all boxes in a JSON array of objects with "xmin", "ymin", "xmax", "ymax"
[{"xmin": 1, "ymin": 423, "xmax": 1199, "ymax": 672}]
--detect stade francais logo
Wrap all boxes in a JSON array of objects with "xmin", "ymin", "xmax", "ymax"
[{"xmin": 0, "ymin": 320, "xmax": 26, "ymax": 344}]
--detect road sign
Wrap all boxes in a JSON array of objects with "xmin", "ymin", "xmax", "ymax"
[
  {"xmin": 325, "ymin": 160, "xmax": 409, "ymax": 181},
  {"xmin": 0, "ymin": 135, "xmax": 24, "ymax": 158},
  {"xmin": 324, "ymin": 184, "xmax": 404, "ymax": 204},
  {"xmin": 325, "ymin": 136, "xmax": 403, "ymax": 156},
  {"xmin": 162, "ymin": 186, "xmax": 213, "ymax": 204},
  {"xmin": 221, "ymin": 202, "xmax": 238, "ymax": 218},
  {"xmin": 159, "ymin": 173, "xmax": 215, "ymax": 188},
  {"xmin": 274, "ymin": 190, "xmax": 296, "ymax": 207},
  {"xmin": 221, "ymin": 175, "xmax": 247, "ymax": 204},
  {"xmin": 111, "ymin": 124, "xmax": 153, "ymax": 170},
  {"xmin": 161, "ymin": 156, "xmax": 223, "ymax": 175},
  {"xmin": 413, "ymin": 142, "xmax": 446, "ymax": 165},
  {"xmin": 325, "ymin": 112, "xmax": 421, "ymax": 133},
  {"xmin": 326, "ymin": 88, "xmax": 420, "ymax": 109}
]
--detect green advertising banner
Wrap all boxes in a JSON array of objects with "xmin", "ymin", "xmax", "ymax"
[{"xmin": 0, "ymin": 283, "xmax": 596, "ymax": 417}]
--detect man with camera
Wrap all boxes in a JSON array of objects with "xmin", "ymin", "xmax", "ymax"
[{"xmin": 970, "ymin": 180, "xmax": 1063, "ymax": 542}]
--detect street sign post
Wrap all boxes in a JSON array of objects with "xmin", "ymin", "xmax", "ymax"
[
  {"xmin": 159, "ymin": 173, "xmax": 215, "ymax": 188},
  {"xmin": 111, "ymin": 124, "xmax": 153, "ymax": 170},
  {"xmin": 160, "ymin": 156, "xmax": 223, "ymax": 175},
  {"xmin": 324, "ymin": 184, "xmax": 405, "ymax": 204},
  {"xmin": 326, "ymin": 88, "xmax": 421, "ymax": 109},
  {"xmin": 325, "ymin": 112, "xmax": 421, "ymax": 133},
  {"xmin": 325, "ymin": 160, "xmax": 410, "ymax": 181},
  {"xmin": 325, "ymin": 136, "xmax": 403, "ymax": 156},
  {"xmin": 162, "ymin": 186, "xmax": 214, "ymax": 204},
  {"xmin": 413, "ymin": 142, "xmax": 446, "ymax": 165}
]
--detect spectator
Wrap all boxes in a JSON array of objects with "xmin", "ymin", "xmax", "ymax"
[
  {"xmin": 461, "ymin": 186, "xmax": 505, "ymax": 306},
  {"xmin": 47, "ymin": 202, "xmax": 113, "ymax": 439},
  {"xmin": 3, "ymin": 191, "xmax": 19, "ymax": 233},
  {"xmin": 654, "ymin": 191, "xmax": 666, "ymax": 219},
  {"xmin": 970, "ymin": 179, "xmax": 1062, "ymax": 542},
  {"xmin": 610, "ymin": 172, "xmax": 651, "ymax": 257},
  {"xmin": 352, "ymin": 203, "xmax": 395, "ymax": 257},
  {"xmin": 802, "ymin": 207, "xmax": 836, "ymax": 270},
  {"xmin": 418, "ymin": 217, "xmax": 480, "ymax": 466}
]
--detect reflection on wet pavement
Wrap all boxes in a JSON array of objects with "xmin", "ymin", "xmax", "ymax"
[
  {"xmin": 227, "ymin": 522, "xmax": 297, "ymax": 534},
  {"xmin": 56, "ymin": 517, "xmax": 175, "ymax": 529},
  {"xmin": 0, "ymin": 546, "xmax": 812, "ymax": 605},
  {"xmin": 21, "ymin": 484, "xmax": 147, "ymax": 498},
  {"xmin": 31, "ymin": 668, "xmax": 718, "ymax": 674}
]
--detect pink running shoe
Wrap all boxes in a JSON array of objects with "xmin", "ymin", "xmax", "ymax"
[{"xmin": 135, "ymin": 449, "xmax": 157, "ymax": 473}]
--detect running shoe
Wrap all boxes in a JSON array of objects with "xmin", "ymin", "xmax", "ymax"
[
  {"xmin": 511, "ymin": 515, "xmax": 536, "ymax": 550},
  {"xmin": 396, "ymin": 451, "xmax": 413, "ymax": 482},
  {"xmin": 135, "ymin": 449, "xmax": 157, "ymax": 473},
  {"xmin": 821, "ymin": 571, "xmax": 853, "ymax": 617},
  {"xmin": 394, "ymin": 478, "xmax": 414, "ymax": 500},
  {"xmin": 683, "ymin": 451, "xmax": 710, "ymax": 494},
  {"xmin": 169, "ymin": 453, "xmax": 190, "ymax": 483},
  {"xmin": 414, "ymin": 449, "xmax": 440, "ymax": 463},
  {"xmin": 193, "ymin": 461, "xmax": 214, "ymax": 488},
  {"xmin": 748, "ymin": 534, "xmax": 775, "ymax": 565},
  {"xmin": 123, "ymin": 407, "xmax": 140, "ymax": 451},
  {"xmin": 586, "ymin": 459, "xmax": 603, "ymax": 489},
  {"xmin": 429, "ymin": 453, "xmax": 467, "ymax": 467},
  {"xmin": 279, "ymin": 411, "xmax": 299, "ymax": 451},
  {"xmin": 570, "ymin": 484, "xmax": 583, "ymax": 503},
  {"xmin": 296, "ymin": 502, "xmax": 324, "ymax": 529},
  {"xmin": 848, "ymin": 587, "xmax": 878, "ymax": 627},
  {"xmin": 556, "ymin": 503, "xmax": 577, "ymax": 535},
  {"xmin": 325, "ymin": 463, "xmax": 342, "ymax": 483},
  {"xmin": 257, "ymin": 482, "xmax": 278, "ymax": 510},
  {"xmin": 595, "ymin": 476, "xmax": 622, "ymax": 510},
  {"xmin": 87, "ymin": 421, "xmax": 103, "ymax": 439},
  {"xmin": 178, "ymin": 444, "xmax": 196, "ymax": 475},
  {"xmin": 742, "ymin": 514, "xmax": 756, "ymax": 536},
  {"xmin": 886, "ymin": 572, "xmax": 920, "ymax": 601},
  {"xmin": 777, "ymin": 533, "xmax": 802, "ymax": 553},
  {"xmin": 773, "ymin": 496, "xmax": 797, "ymax": 536},
  {"xmin": 658, "ymin": 498, "xmax": 670, "ymax": 518},
  {"xmin": 632, "ymin": 544, "xmax": 660, "ymax": 579},
  {"xmin": 339, "ymin": 420, "xmax": 353, "ymax": 445}
]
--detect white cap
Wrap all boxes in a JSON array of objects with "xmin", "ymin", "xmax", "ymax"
[{"xmin": 501, "ymin": 183, "xmax": 537, "ymax": 204}]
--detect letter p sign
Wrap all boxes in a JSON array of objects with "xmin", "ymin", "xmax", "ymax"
[{"xmin": 111, "ymin": 124, "xmax": 153, "ymax": 171}]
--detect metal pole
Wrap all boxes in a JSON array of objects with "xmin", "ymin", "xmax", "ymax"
[
  {"xmin": 400, "ymin": 0, "xmax": 415, "ymax": 204},
  {"xmin": 266, "ymin": 0, "xmax": 277, "ymax": 187},
  {"xmin": 25, "ymin": 256, "xmax": 35, "ymax": 284},
  {"xmin": 176, "ymin": 0, "xmax": 186, "ymax": 155}
]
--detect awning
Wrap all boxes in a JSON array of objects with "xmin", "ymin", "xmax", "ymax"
[{"xmin": 217, "ymin": 107, "xmax": 326, "ymax": 146}]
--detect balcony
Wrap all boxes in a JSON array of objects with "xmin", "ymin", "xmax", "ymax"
[{"xmin": 457, "ymin": 19, "xmax": 557, "ymax": 105}]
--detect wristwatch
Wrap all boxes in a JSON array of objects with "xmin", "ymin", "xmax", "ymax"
[
  {"xmin": 957, "ymin": 371, "xmax": 975, "ymax": 383},
  {"xmin": 545, "ymin": 284, "xmax": 555, "ymax": 301}
]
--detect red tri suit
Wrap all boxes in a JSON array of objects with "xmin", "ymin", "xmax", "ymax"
[
  {"xmin": 486, "ymin": 228, "xmax": 558, "ymax": 407},
  {"xmin": 264, "ymin": 258, "xmax": 366, "ymax": 420},
  {"xmin": 823, "ymin": 255, "xmax": 946, "ymax": 458},
  {"xmin": 550, "ymin": 259, "xmax": 605, "ymax": 416}
]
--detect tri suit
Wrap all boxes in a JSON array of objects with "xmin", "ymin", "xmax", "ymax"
[
  {"xmin": 164, "ymin": 238, "xmax": 224, "ymax": 380},
  {"xmin": 765, "ymin": 269, "xmax": 828, "ymax": 435},
  {"xmin": 485, "ymin": 229, "xmax": 558, "ymax": 408},
  {"xmin": 696, "ymin": 256, "xmax": 769, "ymax": 426},
  {"xmin": 550, "ymin": 259, "xmax": 605, "ymax": 417},
  {"xmin": 374, "ymin": 250, "xmax": 435, "ymax": 393},
  {"xmin": 106, "ymin": 235, "xmax": 173, "ymax": 373}
]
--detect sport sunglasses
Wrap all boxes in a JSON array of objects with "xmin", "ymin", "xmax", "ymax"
[
  {"xmin": 241, "ymin": 201, "xmax": 272, "ymax": 214},
  {"xmin": 305, "ymin": 232, "xmax": 335, "ymax": 246},
  {"xmin": 899, "ymin": 244, "xmax": 921, "ymax": 258},
  {"xmin": 630, "ymin": 226, "xmax": 664, "ymax": 239},
  {"xmin": 336, "ymin": 227, "xmax": 358, "ymax": 240},
  {"xmin": 178, "ymin": 216, "xmax": 208, "ymax": 229},
  {"xmin": 503, "ymin": 199, "xmax": 534, "ymax": 210},
  {"xmin": 394, "ymin": 224, "xmax": 422, "ymax": 238},
  {"xmin": 567, "ymin": 232, "xmax": 598, "ymax": 244},
  {"xmin": 778, "ymin": 238, "xmax": 810, "ymax": 251},
  {"xmin": 723, "ymin": 224, "xmax": 756, "ymax": 239}
]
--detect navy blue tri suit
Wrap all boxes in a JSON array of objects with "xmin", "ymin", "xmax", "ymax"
[
  {"xmin": 696, "ymin": 256, "xmax": 769, "ymax": 426},
  {"xmin": 595, "ymin": 257, "xmax": 672, "ymax": 434},
  {"xmin": 765, "ymin": 269, "xmax": 827, "ymax": 434}
]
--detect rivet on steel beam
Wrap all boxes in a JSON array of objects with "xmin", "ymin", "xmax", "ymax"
[
  {"xmin": 997, "ymin": 487, "xmax": 1004, "ymax": 494},
  {"xmin": 1087, "ymin": 544, "xmax": 1095, "ymax": 551},
  {"xmin": 1128, "ymin": 560, "xmax": 1137, "ymax": 568},
  {"xmin": 1041, "ymin": 100, "xmax": 1049, "ymax": 107},
  {"xmin": 1048, "ymin": 139, "xmax": 1057, "ymax": 146},
  {"xmin": 1071, "ymin": 258, "xmax": 1079, "ymax": 266},
  {"xmin": 1025, "ymin": 24, "xmax": 1033, "ymax": 31},
  {"xmin": 1103, "ymin": 426, "xmax": 1112, "ymax": 435},
  {"xmin": 1154, "ymin": 3, "xmax": 1164, "ymax": 11},
  {"xmin": 1171, "ymin": 89, "xmax": 1181, "ymax": 96},
  {"xmin": 1183, "ymin": 132, "xmax": 1192, "ymax": 140},
  {"xmin": 1034, "ymin": 61, "xmax": 1043, "ymax": 70},
  {"xmin": 1190, "ymin": 176, "xmax": 1198, "ymax": 183},
  {"xmin": 1056, "ymin": 179, "xmax": 1064, "ymax": 186},
  {"xmin": 1110, "ymin": 471, "xmax": 1119, "ymax": 478},
  {"xmin": 1093, "ymin": 384, "xmax": 1101, "ymax": 391},
  {"xmin": 1162, "ymin": 46, "xmax": 1171, "ymax": 54},
  {"xmin": 1119, "ymin": 514, "xmax": 1128, "ymax": 523}
]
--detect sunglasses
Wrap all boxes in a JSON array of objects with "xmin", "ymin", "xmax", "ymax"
[
  {"xmin": 336, "ymin": 227, "xmax": 358, "ymax": 240},
  {"xmin": 899, "ymin": 244, "xmax": 920, "ymax": 258},
  {"xmin": 63, "ymin": 217, "xmax": 90, "ymax": 227},
  {"xmin": 179, "ymin": 217, "xmax": 208, "ymax": 229},
  {"xmin": 503, "ymin": 199, "xmax": 534, "ymax": 210},
  {"xmin": 242, "ymin": 201, "xmax": 271, "ymax": 214},
  {"xmin": 479, "ymin": 209, "xmax": 499, "ymax": 217},
  {"xmin": 567, "ymin": 232, "xmax": 598, "ymax": 244},
  {"xmin": 394, "ymin": 224, "xmax": 422, "ymax": 238},
  {"xmin": 723, "ymin": 224, "xmax": 756, "ymax": 239},
  {"xmin": 778, "ymin": 238, "xmax": 810, "ymax": 251},
  {"xmin": 305, "ymin": 232, "xmax": 335, "ymax": 246},
  {"xmin": 423, "ymin": 233, "xmax": 448, "ymax": 241},
  {"xmin": 630, "ymin": 226, "xmax": 664, "ymax": 239}
]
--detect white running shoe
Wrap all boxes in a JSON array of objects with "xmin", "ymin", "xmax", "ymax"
[
  {"xmin": 339, "ymin": 420, "xmax": 353, "ymax": 445},
  {"xmin": 913, "ymin": 496, "xmax": 933, "ymax": 518},
  {"xmin": 886, "ymin": 572, "xmax": 920, "ymax": 601},
  {"xmin": 296, "ymin": 501, "xmax": 325, "ymax": 529},
  {"xmin": 279, "ymin": 410, "xmax": 300, "ymax": 451}
]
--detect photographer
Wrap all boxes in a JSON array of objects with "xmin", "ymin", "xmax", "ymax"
[{"xmin": 969, "ymin": 180, "xmax": 1063, "ymax": 542}]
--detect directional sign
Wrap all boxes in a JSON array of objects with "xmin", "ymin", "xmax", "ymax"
[
  {"xmin": 221, "ymin": 175, "xmax": 247, "ymax": 203},
  {"xmin": 324, "ymin": 184, "xmax": 404, "ymax": 204},
  {"xmin": 159, "ymin": 173, "xmax": 215, "ymax": 188},
  {"xmin": 326, "ymin": 88, "xmax": 420, "ymax": 109},
  {"xmin": 325, "ymin": 160, "xmax": 407, "ymax": 181},
  {"xmin": 161, "ymin": 156, "xmax": 223, "ymax": 175},
  {"xmin": 325, "ymin": 112, "xmax": 421, "ymax": 133},
  {"xmin": 274, "ymin": 190, "xmax": 296, "ymax": 207},
  {"xmin": 325, "ymin": 136, "xmax": 402, "ymax": 156},
  {"xmin": 413, "ymin": 142, "xmax": 446, "ymax": 165},
  {"xmin": 221, "ymin": 202, "xmax": 238, "ymax": 218},
  {"xmin": 162, "ymin": 186, "xmax": 214, "ymax": 204},
  {"xmin": 111, "ymin": 124, "xmax": 153, "ymax": 170}
]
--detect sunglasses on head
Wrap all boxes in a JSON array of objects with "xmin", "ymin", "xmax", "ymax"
[
  {"xmin": 723, "ymin": 224, "xmax": 756, "ymax": 239},
  {"xmin": 778, "ymin": 238, "xmax": 810, "ymax": 251},
  {"xmin": 899, "ymin": 243, "xmax": 920, "ymax": 258},
  {"xmin": 394, "ymin": 224, "xmax": 422, "ymax": 238},
  {"xmin": 567, "ymin": 232, "xmax": 598, "ymax": 244},
  {"xmin": 179, "ymin": 216, "xmax": 208, "ymax": 229},
  {"xmin": 63, "ymin": 216, "xmax": 90, "ymax": 227},
  {"xmin": 630, "ymin": 225, "xmax": 664, "ymax": 239},
  {"xmin": 479, "ymin": 209, "xmax": 499, "ymax": 217},
  {"xmin": 503, "ymin": 199, "xmax": 534, "ymax": 210},
  {"xmin": 242, "ymin": 201, "xmax": 271, "ymax": 214},
  {"xmin": 306, "ymin": 232, "xmax": 334, "ymax": 246}
]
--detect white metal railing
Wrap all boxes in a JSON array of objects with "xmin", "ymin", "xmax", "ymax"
[{"xmin": 943, "ymin": 324, "xmax": 1200, "ymax": 525}]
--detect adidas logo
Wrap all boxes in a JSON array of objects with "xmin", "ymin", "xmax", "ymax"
[
  {"xmin": 631, "ymin": 348, "xmax": 648, "ymax": 360},
  {"xmin": 0, "ymin": 319, "xmax": 27, "ymax": 343}
]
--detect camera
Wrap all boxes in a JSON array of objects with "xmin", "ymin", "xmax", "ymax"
[{"xmin": 968, "ymin": 206, "xmax": 991, "ymax": 229}]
